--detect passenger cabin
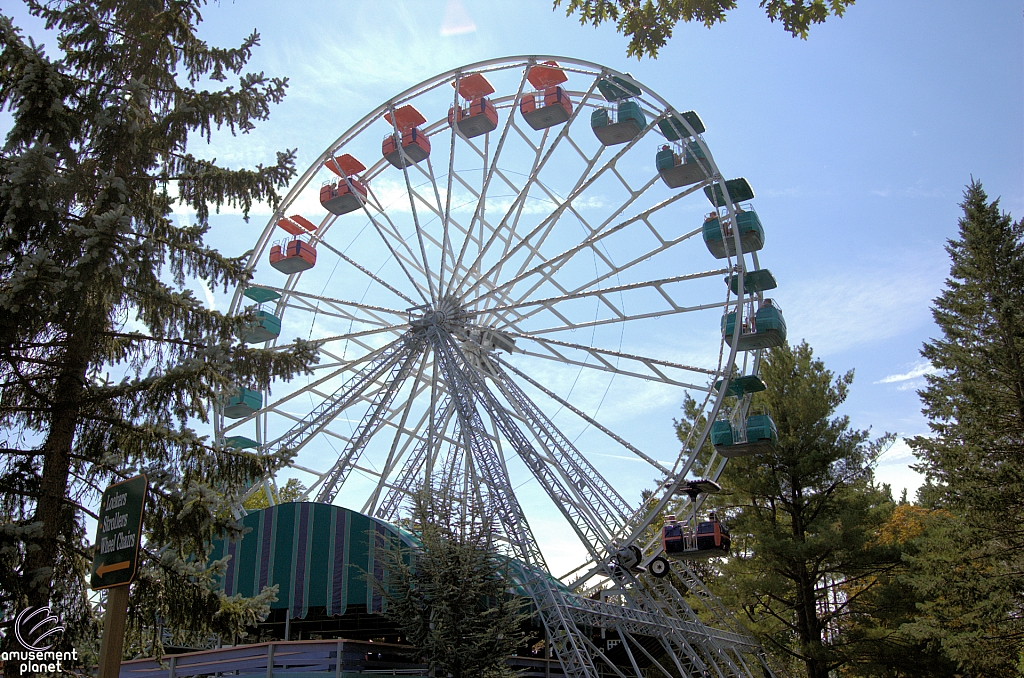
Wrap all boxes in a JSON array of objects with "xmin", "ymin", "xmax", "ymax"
[
  {"xmin": 721, "ymin": 299, "xmax": 787, "ymax": 351},
  {"xmin": 223, "ymin": 436, "xmax": 259, "ymax": 450},
  {"xmin": 520, "ymin": 61, "xmax": 572, "ymax": 130},
  {"xmin": 726, "ymin": 269, "xmax": 777, "ymax": 296},
  {"xmin": 320, "ymin": 154, "xmax": 368, "ymax": 216},
  {"xmin": 448, "ymin": 73, "xmax": 498, "ymax": 139},
  {"xmin": 713, "ymin": 374, "xmax": 767, "ymax": 398},
  {"xmin": 657, "ymin": 111, "xmax": 705, "ymax": 140},
  {"xmin": 592, "ymin": 75, "xmax": 645, "ymax": 145},
  {"xmin": 592, "ymin": 100, "xmax": 646, "ymax": 145},
  {"xmin": 704, "ymin": 177, "xmax": 755, "ymax": 207},
  {"xmin": 240, "ymin": 309, "xmax": 281, "ymax": 344},
  {"xmin": 224, "ymin": 386, "xmax": 262, "ymax": 419},
  {"xmin": 239, "ymin": 287, "xmax": 282, "ymax": 344},
  {"xmin": 657, "ymin": 140, "xmax": 709, "ymax": 188},
  {"xmin": 710, "ymin": 413, "xmax": 778, "ymax": 457},
  {"xmin": 702, "ymin": 209, "xmax": 765, "ymax": 259},
  {"xmin": 270, "ymin": 215, "xmax": 317, "ymax": 274},
  {"xmin": 382, "ymin": 105, "xmax": 430, "ymax": 168},
  {"xmin": 662, "ymin": 514, "xmax": 731, "ymax": 560}
]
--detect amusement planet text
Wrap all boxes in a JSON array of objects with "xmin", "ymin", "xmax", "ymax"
[{"xmin": 1, "ymin": 649, "xmax": 79, "ymax": 676}]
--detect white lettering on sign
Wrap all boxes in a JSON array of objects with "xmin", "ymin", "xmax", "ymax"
[
  {"xmin": 101, "ymin": 512, "xmax": 128, "ymax": 533},
  {"xmin": 104, "ymin": 492, "xmax": 127, "ymax": 511}
]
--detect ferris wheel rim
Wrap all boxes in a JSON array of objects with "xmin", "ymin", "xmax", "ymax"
[{"xmin": 219, "ymin": 55, "xmax": 766, "ymax": 581}]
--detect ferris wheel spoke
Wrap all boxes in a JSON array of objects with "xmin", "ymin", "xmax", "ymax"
[
  {"xmin": 477, "ymin": 268, "xmax": 731, "ymax": 326},
  {"xmin": 491, "ymin": 363, "xmax": 632, "ymax": 526},
  {"xmin": 219, "ymin": 343, "xmax": 397, "ymax": 435},
  {"xmin": 260, "ymin": 336, "xmax": 415, "ymax": 458},
  {"xmin": 467, "ymin": 111, "xmax": 663, "ymax": 297},
  {"xmin": 470, "ymin": 181, "xmax": 707, "ymax": 313},
  {"xmin": 434, "ymin": 73, "xmax": 466, "ymax": 295},
  {"xmin": 313, "ymin": 235, "xmax": 419, "ymax": 307},
  {"xmin": 371, "ymin": 394, "xmax": 458, "ymax": 520},
  {"xmin": 509, "ymin": 333, "xmax": 719, "ymax": 390},
  {"xmin": 266, "ymin": 285, "xmax": 411, "ymax": 324},
  {"xmin": 355, "ymin": 351, "xmax": 431, "ymax": 515},
  {"xmin": 346, "ymin": 186, "xmax": 432, "ymax": 305},
  {"xmin": 278, "ymin": 297, "xmax": 407, "ymax": 333},
  {"xmin": 441, "ymin": 334, "xmax": 617, "ymax": 553},
  {"xmin": 380, "ymin": 107, "xmax": 438, "ymax": 301},
  {"xmin": 495, "ymin": 356, "xmax": 675, "ymax": 478},
  {"xmin": 493, "ymin": 294, "xmax": 729, "ymax": 342},
  {"xmin": 315, "ymin": 341, "xmax": 427, "ymax": 503},
  {"xmin": 450, "ymin": 77, "xmax": 604, "ymax": 298}
]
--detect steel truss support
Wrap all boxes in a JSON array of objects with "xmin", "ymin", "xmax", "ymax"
[
  {"xmin": 263, "ymin": 337, "xmax": 414, "ymax": 461},
  {"xmin": 316, "ymin": 337, "xmax": 427, "ymax": 503},
  {"xmin": 431, "ymin": 331, "xmax": 600, "ymax": 678}
]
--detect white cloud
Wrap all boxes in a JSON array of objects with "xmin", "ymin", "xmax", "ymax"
[
  {"xmin": 780, "ymin": 259, "xmax": 944, "ymax": 356},
  {"xmin": 875, "ymin": 437, "xmax": 926, "ymax": 500},
  {"xmin": 878, "ymin": 436, "xmax": 916, "ymax": 463},
  {"xmin": 440, "ymin": 0, "xmax": 477, "ymax": 36},
  {"xmin": 877, "ymin": 361, "xmax": 938, "ymax": 384}
]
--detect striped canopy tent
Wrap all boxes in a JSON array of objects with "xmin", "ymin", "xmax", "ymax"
[{"xmin": 209, "ymin": 503, "xmax": 415, "ymax": 620}]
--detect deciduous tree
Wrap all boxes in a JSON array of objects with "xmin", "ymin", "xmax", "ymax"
[{"xmin": 554, "ymin": 0, "xmax": 855, "ymax": 58}]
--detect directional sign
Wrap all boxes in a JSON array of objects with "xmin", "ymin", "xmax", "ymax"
[{"xmin": 90, "ymin": 475, "xmax": 148, "ymax": 590}]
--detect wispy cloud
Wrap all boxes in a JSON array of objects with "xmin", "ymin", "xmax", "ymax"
[
  {"xmin": 876, "ymin": 361, "xmax": 938, "ymax": 385},
  {"xmin": 440, "ymin": 0, "xmax": 476, "ymax": 36},
  {"xmin": 878, "ymin": 436, "xmax": 917, "ymax": 463},
  {"xmin": 780, "ymin": 258, "xmax": 945, "ymax": 356},
  {"xmin": 871, "ymin": 184, "xmax": 946, "ymax": 200}
]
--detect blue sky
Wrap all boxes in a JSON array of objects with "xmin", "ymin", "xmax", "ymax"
[
  {"xmin": 5, "ymin": 1, "xmax": 1023, "ymax": 572},
  {"xmin": 184, "ymin": 0, "xmax": 1020, "ymax": 495}
]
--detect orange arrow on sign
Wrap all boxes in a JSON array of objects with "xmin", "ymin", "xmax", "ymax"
[{"xmin": 96, "ymin": 560, "xmax": 131, "ymax": 577}]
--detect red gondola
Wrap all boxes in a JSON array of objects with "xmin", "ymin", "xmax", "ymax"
[
  {"xmin": 382, "ymin": 105, "xmax": 430, "ymax": 168},
  {"xmin": 320, "ymin": 154, "xmax": 368, "ymax": 215},
  {"xmin": 520, "ymin": 61, "xmax": 572, "ymax": 130},
  {"xmin": 448, "ymin": 73, "xmax": 498, "ymax": 139},
  {"xmin": 269, "ymin": 215, "xmax": 317, "ymax": 274}
]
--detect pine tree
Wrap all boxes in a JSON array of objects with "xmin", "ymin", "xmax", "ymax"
[
  {"xmin": 907, "ymin": 180, "xmax": 1024, "ymax": 674},
  {"xmin": 371, "ymin": 488, "xmax": 528, "ymax": 678},
  {"xmin": 711, "ymin": 342, "xmax": 896, "ymax": 678},
  {"xmin": 0, "ymin": 0, "xmax": 317, "ymax": 666}
]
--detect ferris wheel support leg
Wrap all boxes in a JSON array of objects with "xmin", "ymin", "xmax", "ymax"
[
  {"xmin": 431, "ymin": 332, "xmax": 600, "ymax": 678},
  {"xmin": 613, "ymin": 626, "xmax": 648, "ymax": 678},
  {"xmin": 616, "ymin": 627, "xmax": 682, "ymax": 678},
  {"xmin": 489, "ymin": 363, "xmax": 631, "ymax": 527},
  {"xmin": 316, "ymin": 340, "xmax": 426, "ymax": 503},
  {"xmin": 444, "ymin": 341, "xmax": 615, "ymax": 557},
  {"xmin": 373, "ymin": 398, "xmax": 456, "ymax": 521}
]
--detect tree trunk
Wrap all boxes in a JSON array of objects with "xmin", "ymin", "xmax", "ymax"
[
  {"xmin": 24, "ymin": 322, "xmax": 95, "ymax": 608},
  {"xmin": 790, "ymin": 493, "xmax": 829, "ymax": 678}
]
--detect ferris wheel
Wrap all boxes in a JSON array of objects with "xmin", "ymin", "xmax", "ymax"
[{"xmin": 217, "ymin": 56, "xmax": 786, "ymax": 678}]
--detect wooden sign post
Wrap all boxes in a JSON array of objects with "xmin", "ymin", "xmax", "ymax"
[{"xmin": 90, "ymin": 474, "xmax": 148, "ymax": 678}]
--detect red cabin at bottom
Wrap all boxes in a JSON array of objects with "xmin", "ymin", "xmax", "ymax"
[
  {"xmin": 662, "ymin": 516, "xmax": 730, "ymax": 560},
  {"xmin": 270, "ymin": 238, "xmax": 317, "ymax": 274}
]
